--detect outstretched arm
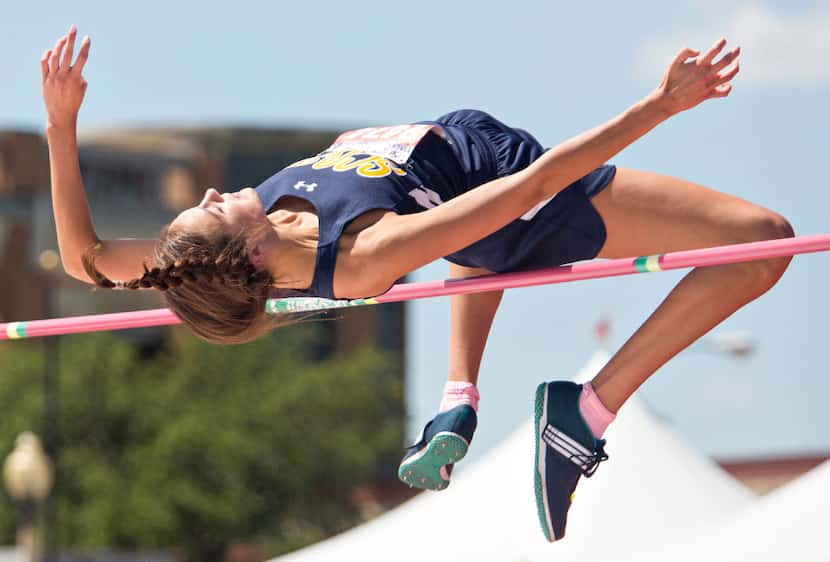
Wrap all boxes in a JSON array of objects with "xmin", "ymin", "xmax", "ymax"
[
  {"xmin": 366, "ymin": 39, "xmax": 741, "ymax": 288},
  {"xmin": 42, "ymin": 27, "xmax": 156, "ymax": 283}
]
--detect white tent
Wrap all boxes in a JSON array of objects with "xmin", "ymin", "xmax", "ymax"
[
  {"xmin": 273, "ymin": 351, "xmax": 752, "ymax": 562},
  {"xmin": 610, "ymin": 459, "xmax": 830, "ymax": 562}
]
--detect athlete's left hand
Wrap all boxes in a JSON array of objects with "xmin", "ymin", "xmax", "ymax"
[
  {"xmin": 41, "ymin": 25, "xmax": 91, "ymax": 130},
  {"xmin": 653, "ymin": 38, "xmax": 740, "ymax": 116}
]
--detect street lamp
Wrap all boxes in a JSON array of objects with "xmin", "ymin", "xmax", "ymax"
[
  {"xmin": 37, "ymin": 248, "xmax": 60, "ymax": 562},
  {"xmin": 3, "ymin": 432, "xmax": 54, "ymax": 562}
]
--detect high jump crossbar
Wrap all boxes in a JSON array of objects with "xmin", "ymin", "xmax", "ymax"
[{"xmin": 2, "ymin": 233, "xmax": 829, "ymax": 341}]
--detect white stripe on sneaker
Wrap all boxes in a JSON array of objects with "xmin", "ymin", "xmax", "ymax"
[
  {"xmin": 546, "ymin": 424, "xmax": 592, "ymax": 456},
  {"xmin": 542, "ymin": 424, "xmax": 593, "ymax": 470},
  {"xmin": 543, "ymin": 431, "xmax": 584, "ymax": 464},
  {"xmin": 543, "ymin": 426, "xmax": 584, "ymax": 458}
]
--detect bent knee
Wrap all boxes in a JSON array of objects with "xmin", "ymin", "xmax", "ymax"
[
  {"xmin": 744, "ymin": 210, "xmax": 795, "ymax": 243},
  {"xmin": 733, "ymin": 210, "xmax": 794, "ymax": 290}
]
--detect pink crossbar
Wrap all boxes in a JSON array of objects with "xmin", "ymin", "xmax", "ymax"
[{"xmin": 2, "ymin": 234, "xmax": 828, "ymax": 340}]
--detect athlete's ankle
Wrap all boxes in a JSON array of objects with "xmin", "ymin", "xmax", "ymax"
[
  {"xmin": 439, "ymin": 381, "xmax": 480, "ymax": 412},
  {"xmin": 578, "ymin": 382, "xmax": 615, "ymax": 439}
]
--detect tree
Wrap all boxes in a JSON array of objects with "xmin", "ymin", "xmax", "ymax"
[{"xmin": 0, "ymin": 324, "xmax": 403, "ymax": 561}]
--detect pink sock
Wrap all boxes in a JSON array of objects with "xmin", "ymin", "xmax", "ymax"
[
  {"xmin": 579, "ymin": 383, "xmax": 616, "ymax": 438},
  {"xmin": 439, "ymin": 381, "xmax": 480, "ymax": 413}
]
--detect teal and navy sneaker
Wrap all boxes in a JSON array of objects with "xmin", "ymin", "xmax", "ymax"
[
  {"xmin": 534, "ymin": 381, "xmax": 609, "ymax": 542},
  {"xmin": 398, "ymin": 405, "xmax": 477, "ymax": 491}
]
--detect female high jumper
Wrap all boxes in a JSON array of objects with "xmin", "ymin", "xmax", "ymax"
[{"xmin": 42, "ymin": 26, "xmax": 792, "ymax": 541}]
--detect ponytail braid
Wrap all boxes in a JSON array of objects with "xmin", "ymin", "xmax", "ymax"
[{"xmin": 81, "ymin": 227, "xmax": 290, "ymax": 345}]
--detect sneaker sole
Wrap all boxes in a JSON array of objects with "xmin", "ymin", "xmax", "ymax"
[
  {"xmin": 534, "ymin": 383, "xmax": 556, "ymax": 542},
  {"xmin": 398, "ymin": 432, "xmax": 469, "ymax": 491}
]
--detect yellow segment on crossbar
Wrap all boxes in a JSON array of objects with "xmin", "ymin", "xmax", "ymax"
[
  {"xmin": 6, "ymin": 322, "xmax": 24, "ymax": 339},
  {"xmin": 644, "ymin": 255, "xmax": 661, "ymax": 272}
]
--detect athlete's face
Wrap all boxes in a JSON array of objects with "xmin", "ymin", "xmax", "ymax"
[{"xmin": 170, "ymin": 187, "xmax": 268, "ymax": 238}]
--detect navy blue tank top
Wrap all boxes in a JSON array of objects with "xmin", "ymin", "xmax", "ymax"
[
  {"xmin": 255, "ymin": 129, "xmax": 464, "ymax": 299},
  {"xmin": 256, "ymin": 111, "xmax": 615, "ymax": 300}
]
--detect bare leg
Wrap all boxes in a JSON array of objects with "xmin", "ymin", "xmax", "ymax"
[
  {"xmin": 448, "ymin": 263, "xmax": 503, "ymax": 386},
  {"xmin": 588, "ymin": 168, "xmax": 794, "ymax": 412}
]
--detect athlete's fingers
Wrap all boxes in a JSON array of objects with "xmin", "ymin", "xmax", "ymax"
[
  {"xmin": 60, "ymin": 26, "xmax": 77, "ymax": 74},
  {"xmin": 699, "ymin": 38, "xmax": 727, "ymax": 66},
  {"xmin": 711, "ymin": 62, "xmax": 740, "ymax": 86},
  {"xmin": 40, "ymin": 49, "xmax": 51, "ymax": 81},
  {"xmin": 73, "ymin": 36, "xmax": 91, "ymax": 75},
  {"xmin": 50, "ymin": 35, "xmax": 66, "ymax": 74},
  {"xmin": 710, "ymin": 83, "xmax": 732, "ymax": 98},
  {"xmin": 671, "ymin": 47, "xmax": 700, "ymax": 68},
  {"xmin": 710, "ymin": 46, "xmax": 740, "ymax": 74}
]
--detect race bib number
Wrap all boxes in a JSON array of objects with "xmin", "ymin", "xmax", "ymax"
[{"xmin": 329, "ymin": 124, "xmax": 443, "ymax": 165}]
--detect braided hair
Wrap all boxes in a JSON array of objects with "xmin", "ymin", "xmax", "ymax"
[{"xmin": 82, "ymin": 225, "xmax": 286, "ymax": 345}]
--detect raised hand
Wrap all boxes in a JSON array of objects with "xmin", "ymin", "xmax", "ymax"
[
  {"xmin": 41, "ymin": 26, "xmax": 91, "ymax": 130},
  {"xmin": 654, "ymin": 38, "xmax": 741, "ymax": 117}
]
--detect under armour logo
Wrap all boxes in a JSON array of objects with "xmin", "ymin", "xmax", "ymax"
[{"xmin": 293, "ymin": 181, "xmax": 317, "ymax": 192}]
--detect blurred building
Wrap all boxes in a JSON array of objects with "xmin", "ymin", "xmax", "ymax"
[
  {"xmin": 0, "ymin": 126, "xmax": 405, "ymax": 359},
  {"xmin": 1, "ymin": 125, "xmax": 409, "ymax": 561},
  {"xmin": 0, "ymin": 131, "xmax": 51, "ymax": 323}
]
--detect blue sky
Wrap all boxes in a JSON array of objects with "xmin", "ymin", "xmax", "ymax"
[{"xmin": 3, "ymin": 0, "xmax": 829, "ymax": 461}]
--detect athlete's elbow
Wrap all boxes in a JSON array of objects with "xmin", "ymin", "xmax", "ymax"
[
  {"xmin": 58, "ymin": 252, "xmax": 81, "ymax": 279},
  {"xmin": 62, "ymin": 260, "xmax": 94, "ymax": 285},
  {"xmin": 59, "ymin": 246, "xmax": 96, "ymax": 285}
]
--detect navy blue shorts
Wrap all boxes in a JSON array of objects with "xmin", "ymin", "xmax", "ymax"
[{"xmin": 429, "ymin": 109, "xmax": 615, "ymax": 273}]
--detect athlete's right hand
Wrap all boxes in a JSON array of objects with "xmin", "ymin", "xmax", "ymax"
[
  {"xmin": 41, "ymin": 25, "xmax": 91, "ymax": 130},
  {"xmin": 652, "ymin": 38, "xmax": 741, "ymax": 117}
]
